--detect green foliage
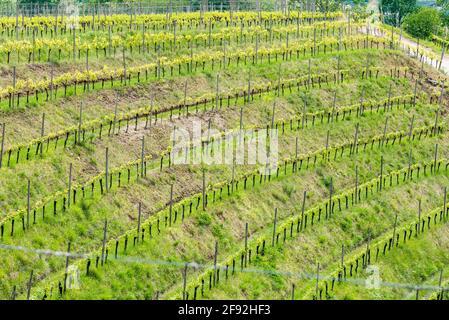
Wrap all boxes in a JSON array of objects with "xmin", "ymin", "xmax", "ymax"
[
  {"xmin": 403, "ymin": 7, "xmax": 442, "ymax": 39},
  {"xmin": 437, "ymin": 0, "xmax": 449, "ymax": 9},
  {"xmin": 196, "ymin": 212, "xmax": 212, "ymax": 226},
  {"xmin": 381, "ymin": 0, "xmax": 417, "ymax": 26},
  {"xmin": 290, "ymin": 0, "xmax": 358, "ymax": 12},
  {"xmin": 441, "ymin": 14, "xmax": 449, "ymax": 30}
]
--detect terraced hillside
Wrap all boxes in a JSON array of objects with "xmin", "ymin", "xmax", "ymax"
[{"xmin": 0, "ymin": 8, "xmax": 448, "ymax": 301}]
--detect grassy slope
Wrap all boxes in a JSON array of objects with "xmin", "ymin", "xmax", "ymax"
[
  {"xmin": 2, "ymin": 53, "xmax": 444, "ymax": 300},
  {"xmin": 328, "ymin": 222, "xmax": 449, "ymax": 300},
  {"xmin": 0, "ymin": 51, "xmax": 428, "ymax": 216},
  {"xmin": 1, "ymin": 12, "xmax": 449, "ymax": 300},
  {"xmin": 193, "ymin": 176, "xmax": 449, "ymax": 300},
  {"xmin": 23, "ymin": 131, "xmax": 449, "ymax": 299},
  {"xmin": 38, "ymin": 148, "xmax": 449, "ymax": 300}
]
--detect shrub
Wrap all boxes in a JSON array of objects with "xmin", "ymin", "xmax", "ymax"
[
  {"xmin": 196, "ymin": 212, "xmax": 212, "ymax": 226},
  {"xmin": 403, "ymin": 7, "xmax": 442, "ymax": 39}
]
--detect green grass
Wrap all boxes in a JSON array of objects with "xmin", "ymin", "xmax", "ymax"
[
  {"xmin": 187, "ymin": 175, "xmax": 449, "ymax": 300},
  {"xmin": 328, "ymin": 222, "xmax": 449, "ymax": 300},
  {"xmin": 1, "ymin": 12, "xmax": 449, "ymax": 300},
  {"xmin": 33, "ymin": 156, "xmax": 449, "ymax": 300},
  {"xmin": 0, "ymin": 52, "xmax": 423, "ymax": 216}
]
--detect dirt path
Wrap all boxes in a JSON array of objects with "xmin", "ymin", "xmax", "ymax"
[
  {"xmin": 367, "ymin": 0, "xmax": 379, "ymax": 22},
  {"xmin": 367, "ymin": 0, "xmax": 449, "ymax": 75}
]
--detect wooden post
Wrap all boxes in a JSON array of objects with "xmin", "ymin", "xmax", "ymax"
[
  {"xmin": 387, "ymin": 83, "xmax": 392, "ymax": 110},
  {"xmin": 291, "ymin": 283, "xmax": 295, "ymax": 300},
  {"xmin": 247, "ymin": 70, "xmax": 251, "ymax": 104},
  {"xmin": 365, "ymin": 229, "xmax": 371, "ymax": 266},
  {"xmin": 239, "ymin": 107, "xmax": 243, "ymax": 130},
  {"xmin": 173, "ymin": 20, "xmax": 177, "ymax": 50},
  {"xmin": 202, "ymin": 169, "xmax": 206, "ymax": 211},
  {"xmin": 255, "ymin": 33, "xmax": 259, "ymax": 64},
  {"xmin": 54, "ymin": 5, "xmax": 59, "ymax": 36},
  {"xmin": 108, "ymin": 25, "xmax": 112, "ymax": 56},
  {"xmin": 63, "ymin": 241, "xmax": 71, "ymax": 293},
  {"xmin": 137, "ymin": 202, "xmax": 142, "ymax": 243},
  {"xmin": 67, "ymin": 163, "xmax": 72, "ymax": 208},
  {"xmin": 328, "ymin": 177, "xmax": 333, "ymax": 216},
  {"xmin": 434, "ymin": 144, "xmax": 439, "ymax": 173},
  {"xmin": 11, "ymin": 285, "xmax": 17, "ymax": 300},
  {"xmin": 231, "ymin": 158, "xmax": 235, "ymax": 193},
  {"xmin": 50, "ymin": 66, "xmax": 54, "ymax": 100},
  {"xmin": 122, "ymin": 47, "xmax": 127, "ymax": 84},
  {"xmin": 169, "ymin": 184, "xmax": 174, "ymax": 226},
  {"xmin": 380, "ymin": 156, "xmax": 384, "ymax": 191},
  {"xmin": 434, "ymin": 108, "xmax": 440, "ymax": 137},
  {"xmin": 73, "ymin": 26, "xmax": 76, "ymax": 60},
  {"xmin": 277, "ymin": 64, "xmax": 281, "ymax": 97},
  {"xmin": 78, "ymin": 103, "xmax": 83, "ymax": 144},
  {"xmin": 418, "ymin": 199, "xmax": 422, "ymax": 235},
  {"xmin": 302, "ymin": 99, "xmax": 307, "ymax": 129},
  {"xmin": 443, "ymin": 187, "xmax": 447, "ymax": 220},
  {"xmin": 392, "ymin": 213, "xmax": 398, "ymax": 246},
  {"xmin": 15, "ymin": 4, "xmax": 18, "ymax": 40},
  {"xmin": 382, "ymin": 116, "xmax": 389, "ymax": 146},
  {"xmin": 141, "ymin": 136, "xmax": 145, "ymax": 177},
  {"xmin": 364, "ymin": 54, "xmax": 370, "ymax": 80},
  {"xmin": 331, "ymin": 90, "xmax": 337, "ymax": 122},
  {"xmin": 244, "ymin": 222, "xmax": 248, "ymax": 267},
  {"xmin": 85, "ymin": 51, "xmax": 89, "ymax": 90},
  {"xmin": 341, "ymin": 244, "xmax": 345, "ymax": 268},
  {"xmin": 215, "ymin": 74, "xmax": 219, "ymax": 110},
  {"xmin": 180, "ymin": 81, "xmax": 187, "ymax": 116},
  {"xmin": 301, "ymin": 191, "xmax": 307, "ymax": 231},
  {"xmin": 32, "ymin": 27, "xmax": 36, "ymax": 63},
  {"xmin": 101, "ymin": 219, "xmax": 107, "ymax": 266},
  {"xmin": 105, "ymin": 147, "xmax": 109, "ymax": 192},
  {"xmin": 408, "ymin": 115, "xmax": 415, "ymax": 140},
  {"xmin": 12, "ymin": 66, "xmax": 16, "ymax": 108},
  {"xmin": 355, "ymin": 166, "xmax": 359, "ymax": 204},
  {"xmin": 0, "ymin": 123, "xmax": 5, "ymax": 168},
  {"xmin": 27, "ymin": 178, "xmax": 31, "ymax": 228},
  {"xmin": 439, "ymin": 28, "xmax": 447, "ymax": 70},
  {"xmin": 308, "ymin": 59, "xmax": 311, "ymax": 89},
  {"xmin": 407, "ymin": 148, "xmax": 413, "ymax": 179},
  {"xmin": 438, "ymin": 81, "xmax": 445, "ymax": 105},
  {"xmin": 413, "ymin": 79, "xmax": 418, "ymax": 107},
  {"xmin": 40, "ymin": 113, "xmax": 45, "ymax": 155},
  {"xmin": 352, "ymin": 123, "xmax": 359, "ymax": 155},
  {"xmin": 182, "ymin": 263, "xmax": 188, "ymax": 300},
  {"xmin": 113, "ymin": 94, "xmax": 119, "ymax": 134},
  {"xmin": 338, "ymin": 27, "xmax": 342, "ymax": 52},
  {"xmin": 222, "ymin": 39, "xmax": 227, "ymax": 69},
  {"xmin": 359, "ymin": 87, "xmax": 365, "ymax": 115},
  {"xmin": 272, "ymin": 208, "xmax": 278, "ymax": 246},
  {"xmin": 271, "ymin": 103, "xmax": 276, "ymax": 128},
  {"xmin": 295, "ymin": 137, "xmax": 299, "ymax": 159},
  {"xmin": 213, "ymin": 240, "xmax": 218, "ymax": 285},
  {"xmin": 208, "ymin": 19, "xmax": 212, "ymax": 48},
  {"xmin": 26, "ymin": 270, "xmax": 33, "ymax": 300},
  {"xmin": 315, "ymin": 263, "xmax": 320, "ymax": 300}
]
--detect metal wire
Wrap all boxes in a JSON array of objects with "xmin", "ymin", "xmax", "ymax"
[{"xmin": 1, "ymin": 243, "xmax": 447, "ymax": 295}]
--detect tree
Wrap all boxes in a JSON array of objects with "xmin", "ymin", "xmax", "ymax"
[
  {"xmin": 435, "ymin": 1, "xmax": 449, "ymax": 27},
  {"xmin": 437, "ymin": 0, "xmax": 449, "ymax": 9},
  {"xmin": 380, "ymin": 0, "xmax": 417, "ymax": 27},
  {"xmin": 403, "ymin": 7, "xmax": 442, "ymax": 39},
  {"xmin": 290, "ymin": 1, "xmax": 347, "ymax": 12}
]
